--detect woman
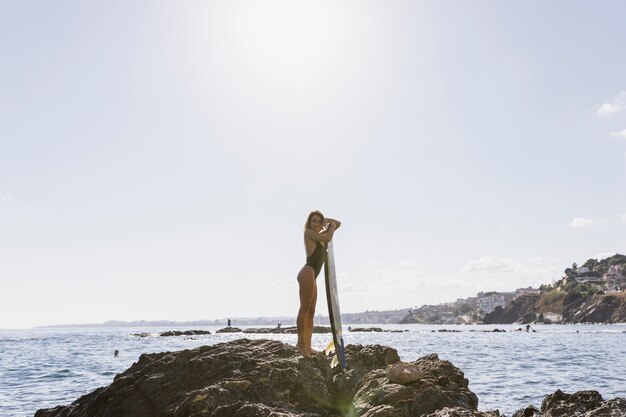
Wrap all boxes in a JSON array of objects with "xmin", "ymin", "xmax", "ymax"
[{"xmin": 296, "ymin": 210, "xmax": 341, "ymax": 357}]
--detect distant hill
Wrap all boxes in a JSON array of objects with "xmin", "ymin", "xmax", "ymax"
[
  {"xmin": 484, "ymin": 292, "xmax": 626, "ymax": 324},
  {"xmin": 484, "ymin": 254, "xmax": 626, "ymax": 324},
  {"xmin": 35, "ymin": 309, "xmax": 411, "ymax": 328}
]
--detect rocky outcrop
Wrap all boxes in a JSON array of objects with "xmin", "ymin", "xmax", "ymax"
[
  {"xmin": 215, "ymin": 327, "xmax": 242, "ymax": 333},
  {"xmin": 33, "ymin": 339, "xmax": 626, "ymax": 417},
  {"xmin": 483, "ymin": 292, "xmax": 626, "ymax": 324},
  {"xmin": 350, "ymin": 327, "xmax": 384, "ymax": 332},
  {"xmin": 512, "ymin": 389, "xmax": 626, "ymax": 417},
  {"xmin": 567, "ymin": 293, "xmax": 626, "ymax": 323},
  {"xmin": 351, "ymin": 353, "xmax": 479, "ymax": 417},
  {"xmin": 215, "ymin": 326, "xmax": 332, "ymax": 334},
  {"xmin": 35, "ymin": 339, "xmax": 495, "ymax": 417},
  {"xmin": 160, "ymin": 330, "xmax": 212, "ymax": 337},
  {"xmin": 483, "ymin": 294, "xmax": 541, "ymax": 324},
  {"xmin": 349, "ymin": 328, "xmax": 406, "ymax": 333}
]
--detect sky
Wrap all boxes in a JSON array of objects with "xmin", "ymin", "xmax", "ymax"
[{"xmin": 1, "ymin": 1, "xmax": 626, "ymax": 329}]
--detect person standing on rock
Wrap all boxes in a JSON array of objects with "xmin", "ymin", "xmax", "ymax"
[{"xmin": 296, "ymin": 210, "xmax": 341, "ymax": 357}]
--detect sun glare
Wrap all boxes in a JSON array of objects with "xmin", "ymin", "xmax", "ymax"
[{"xmin": 225, "ymin": 2, "xmax": 345, "ymax": 86}]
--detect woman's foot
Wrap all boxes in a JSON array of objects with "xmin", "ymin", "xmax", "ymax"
[
  {"xmin": 295, "ymin": 343, "xmax": 311, "ymax": 357},
  {"xmin": 308, "ymin": 348, "xmax": 320, "ymax": 355}
]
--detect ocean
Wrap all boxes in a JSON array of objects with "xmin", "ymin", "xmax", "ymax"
[{"xmin": 1, "ymin": 324, "xmax": 625, "ymax": 417}]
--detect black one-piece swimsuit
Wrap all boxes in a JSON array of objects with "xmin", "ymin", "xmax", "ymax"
[{"xmin": 305, "ymin": 241, "xmax": 326, "ymax": 278}]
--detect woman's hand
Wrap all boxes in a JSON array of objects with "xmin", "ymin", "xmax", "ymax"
[{"xmin": 326, "ymin": 218, "xmax": 341, "ymax": 230}]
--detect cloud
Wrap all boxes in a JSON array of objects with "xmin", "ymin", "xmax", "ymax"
[
  {"xmin": 610, "ymin": 129, "xmax": 626, "ymax": 139},
  {"xmin": 569, "ymin": 217, "xmax": 595, "ymax": 229},
  {"xmin": 597, "ymin": 91, "xmax": 626, "ymax": 117},
  {"xmin": 621, "ymin": 213, "xmax": 626, "ymax": 221},
  {"xmin": 460, "ymin": 256, "xmax": 559, "ymax": 289},
  {"xmin": 399, "ymin": 259, "xmax": 416, "ymax": 267},
  {"xmin": 1, "ymin": 194, "xmax": 14, "ymax": 202},
  {"xmin": 461, "ymin": 256, "xmax": 518, "ymax": 274}
]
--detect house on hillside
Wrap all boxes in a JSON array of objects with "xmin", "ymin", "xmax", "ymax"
[
  {"xmin": 543, "ymin": 312, "xmax": 563, "ymax": 323},
  {"xmin": 604, "ymin": 264, "xmax": 626, "ymax": 291},
  {"xmin": 515, "ymin": 287, "xmax": 540, "ymax": 298},
  {"xmin": 476, "ymin": 292, "xmax": 515, "ymax": 314},
  {"xmin": 574, "ymin": 275, "xmax": 603, "ymax": 285},
  {"xmin": 577, "ymin": 266, "xmax": 590, "ymax": 274}
]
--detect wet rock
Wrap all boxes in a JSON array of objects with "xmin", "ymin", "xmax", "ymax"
[
  {"xmin": 350, "ymin": 327, "xmax": 383, "ymax": 332},
  {"xmin": 511, "ymin": 405, "xmax": 540, "ymax": 417},
  {"xmin": 129, "ymin": 333, "xmax": 151, "ymax": 338},
  {"xmin": 214, "ymin": 327, "xmax": 242, "ymax": 333},
  {"xmin": 159, "ymin": 330, "xmax": 212, "ymax": 337},
  {"xmin": 238, "ymin": 326, "xmax": 330, "ymax": 334},
  {"xmin": 424, "ymin": 408, "xmax": 502, "ymax": 416}
]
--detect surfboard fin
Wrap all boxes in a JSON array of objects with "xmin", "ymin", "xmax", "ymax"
[{"xmin": 325, "ymin": 340, "xmax": 335, "ymax": 355}]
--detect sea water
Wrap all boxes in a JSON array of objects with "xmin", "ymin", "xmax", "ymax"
[{"xmin": 1, "ymin": 324, "xmax": 625, "ymax": 417}]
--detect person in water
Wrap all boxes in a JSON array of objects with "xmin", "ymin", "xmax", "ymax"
[{"xmin": 296, "ymin": 210, "xmax": 341, "ymax": 357}]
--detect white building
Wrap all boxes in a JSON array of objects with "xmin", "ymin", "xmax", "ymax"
[
  {"xmin": 515, "ymin": 287, "xmax": 540, "ymax": 298},
  {"xmin": 476, "ymin": 292, "xmax": 514, "ymax": 314},
  {"xmin": 544, "ymin": 312, "xmax": 563, "ymax": 323}
]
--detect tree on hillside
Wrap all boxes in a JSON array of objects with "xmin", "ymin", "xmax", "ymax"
[
  {"xmin": 564, "ymin": 267, "xmax": 576, "ymax": 278},
  {"xmin": 583, "ymin": 258, "xmax": 597, "ymax": 269},
  {"xmin": 539, "ymin": 283, "xmax": 553, "ymax": 293},
  {"xmin": 609, "ymin": 254, "xmax": 626, "ymax": 266}
]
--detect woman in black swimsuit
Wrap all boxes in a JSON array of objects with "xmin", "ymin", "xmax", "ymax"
[{"xmin": 296, "ymin": 210, "xmax": 341, "ymax": 357}]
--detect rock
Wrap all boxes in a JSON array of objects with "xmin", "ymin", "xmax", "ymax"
[
  {"xmin": 586, "ymin": 398, "xmax": 626, "ymax": 416},
  {"xmin": 352, "ymin": 353, "xmax": 479, "ymax": 417},
  {"xmin": 386, "ymin": 361, "xmax": 424, "ymax": 384},
  {"xmin": 350, "ymin": 327, "xmax": 383, "ymax": 332},
  {"xmin": 483, "ymin": 294, "xmax": 541, "ymax": 324},
  {"xmin": 35, "ymin": 339, "xmax": 335, "ymax": 417},
  {"xmin": 567, "ymin": 293, "xmax": 626, "ymax": 323},
  {"xmin": 424, "ymin": 407, "xmax": 502, "ymax": 416},
  {"xmin": 511, "ymin": 405, "xmax": 540, "ymax": 417},
  {"xmin": 36, "ymin": 339, "xmax": 623, "ymax": 417},
  {"xmin": 215, "ymin": 327, "xmax": 242, "ymax": 333},
  {"xmin": 129, "ymin": 333, "xmax": 151, "ymax": 338},
  {"xmin": 159, "ymin": 330, "xmax": 212, "ymax": 337},
  {"xmin": 34, "ymin": 340, "xmax": 489, "ymax": 417},
  {"xmin": 538, "ymin": 389, "xmax": 626, "ymax": 416},
  {"xmin": 482, "ymin": 291, "xmax": 626, "ymax": 324},
  {"xmin": 510, "ymin": 390, "xmax": 626, "ymax": 417},
  {"xmin": 237, "ymin": 326, "xmax": 330, "ymax": 334}
]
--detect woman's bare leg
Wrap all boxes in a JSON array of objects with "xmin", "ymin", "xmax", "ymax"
[
  {"xmin": 296, "ymin": 267, "xmax": 316, "ymax": 357},
  {"xmin": 307, "ymin": 283, "xmax": 319, "ymax": 354}
]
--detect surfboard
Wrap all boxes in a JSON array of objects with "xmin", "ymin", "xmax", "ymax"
[{"xmin": 324, "ymin": 240, "xmax": 347, "ymax": 369}]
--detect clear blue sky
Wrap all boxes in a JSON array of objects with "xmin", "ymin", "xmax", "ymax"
[{"xmin": 1, "ymin": 1, "xmax": 626, "ymax": 328}]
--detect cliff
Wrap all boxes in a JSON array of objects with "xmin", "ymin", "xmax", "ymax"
[
  {"xmin": 34, "ymin": 339, "xmax": 625, "ymax": 417},
  {"xmin": 484, "ymin": 291, "xmax": 626, "ymax": 324}
]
